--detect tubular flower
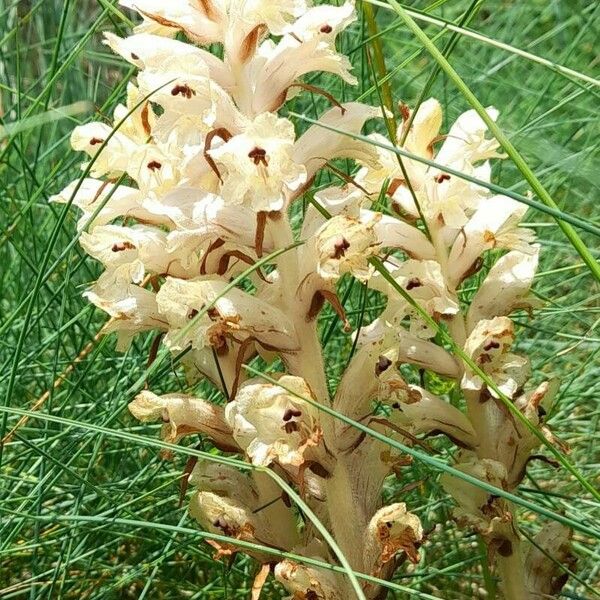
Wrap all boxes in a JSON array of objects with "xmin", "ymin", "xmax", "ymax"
[
  {"xmin": 225, "ymin": 375, "xmax": 323, "ymax": 468},
  {"xmin": 364, "ymin": 258, "xmax": 459, "ymax": 341},
  {"xmin": 55, "ymin": 1, "xmax": 570, "ymax": 597},
  {"xmin": 378, "ymin": 373, "xmax": 478, "ymax": 450},
  {"xmin": 156, "ymin": 277, "xmax": 299, "ymax": 355},
  {"xmin": 462, "ymin": 316, "xmax": 530, "ymax": 399},
  {"xmin": 274, "ymin": 558, "xmax": 345, "ymax": 600},
  {"xmin": 312, "ymin": 214, "xmax": 380, "ymax": 283},
  {"xmin": 128, "ymin": 390, "xmax": 237, "ymax": 450},
  {"xmin": 206, "ymin": 112, "xmax": 306, "ymax": 212},
  {"xmin": 524, "ymin": 523, "xmax": 577, "ymax": 598},
  {"xmin": 364, "ymin": 503, "xmax": 423, "ymax": 571},
  {"xmin": 440, "ymin": 457, "xmax": 516, "ymax": 547}
]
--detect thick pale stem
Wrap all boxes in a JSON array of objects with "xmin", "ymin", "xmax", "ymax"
[
  {"xmin": 324, "ymin": 459, "xmax": 369, "ymax": 571},
  {"xmin": 464, "ymin": 389, "xmax": 530, "ymax": 597},
  {"xmin": 496, "ymin": 534, "xmax": 530, "ymax": 600},
  {"xmin": 271, "ymin": 210, "xmax": 370, "ymax": 587}
]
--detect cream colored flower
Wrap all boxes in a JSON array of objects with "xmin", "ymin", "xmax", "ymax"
[
  {"xmin": 70, "ymin": 85, "xmax": 186, "ymax": 195},
  {"xmin": 274, "ymin": 559, "xmax": 345, "ymax": 600},
  {"xmin": 225, "ymin": 375, "xmax": 322, "ymax": 467},
  {"xmin": 50, "ymin": 178, "xmax": 168, "ymax": 231},
  {"xmin": 369, "ymin": 258, "xmax": 459, "ymax": 339},
  {"xmin": 441, "ymin": 456, "xmax": 513, "ymax": 541},
  {"xmin": 467, "ymin": 246, "xmax": 540, "ymax": 330},
  {"xmin": 301, "ymin": 185, "xmax": 367, "ymax": 247},
  {"xmin": 491, "ymin": 379, "xmax": 559, "ymax": 488},
  {"xmin": 246, "ymin": 31, "xmax": 356, "ymax": 114},
  {"xmin": 435, "ymin": 107, "xmax": 502, "ymax": 168},
  {"xmin": 189, "ymin": 490, "xmax": 272, "ymax": 560},
  {"xmin": 188, "ymin": 462, "xmax": 258, "ymax": 506},
  {"xmin": 314, "ymin": 214, "xmax": 380, "ymax": 282},
  {"xmin": 294, "ymin": 103, "xmax": 382, "ymax": 180},
  {"xmin": 156, "ymin": 276, "xmax": 298, "ymax": 355},
  {"xmin": 354, "ymin": 99, "xmax": 442, "ymax": 217},
  {"xmin": 84, "ymin": 265, "xmax": 167, "ymax": 350},
  {"xmin": 447, "ymin": 195, "xmax": 536, "ymax": 288},
  {"xmin": 286, "ymin": 2, "xmax": 355, "ymax": 42},
  {"xmin": 357, "ymin": 104, "xmax": 501, "ymax": 229},
  {"xmin": 462, "ymin": 316, "xmax": 530, "ymax": 399},
  {"xmin": 380, "ymin": 376, "xmax": 478, "ymax": 449},
  {"xmin": 118, "ymin": 0, "xmax": 224, "ymax": 44},
  {"xmin": 207, "ymin": 112, "xmax": 306, "ymax": 212},
  {"xmin": 371, "ymin": 212, "xmax": 436, "ymax": 260},
  {"xmin": 129, "ymin": 389, "xmax": 236, "ymax": 448},
  {"xmin": 80, "ymin": 224, "xmax": 197, "ymax": 281},
  {"xmin": 364, "ymin": 503, "xmax": 423, "ymax": 569},
  {"xmin": 401, "ymin": 97, "xmax": 443, "ymax": 158},
  {"xmin": 525, "ymin": 523, "xmax": 576, "ymax": 598}
]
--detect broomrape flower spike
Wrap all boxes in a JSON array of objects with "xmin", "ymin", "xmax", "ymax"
[{"xmin": 54, "ymin": 1, "xmax": 574, "ymax": 598}]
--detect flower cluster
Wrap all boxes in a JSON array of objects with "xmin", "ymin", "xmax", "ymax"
[{"xmin": 54, "ymin": 1, "xmax": 573, "ymax": 598}]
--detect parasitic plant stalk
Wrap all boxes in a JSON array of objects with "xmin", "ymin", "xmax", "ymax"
[{"xmin": 53, "ymin": 1, "xmax": 576, "ymax": 597}]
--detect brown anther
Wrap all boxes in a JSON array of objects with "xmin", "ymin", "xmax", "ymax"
[
  {"xmin": 248, "ymin": 146, "xmax": 268, "ymax": 167},
  {"xmin": 147, "ymin": 160, "xmax": 162, "ymax": 171},
  {"xmin": 282, "ymin": 408, "xmax": 302, "ymax": 422},
  {"xmin": 483, "ymin": 340, "xmax": 500, "ymax": 351},
  {"xmin": 435, "ymin": 173, "xmax": 451, "ymax": 183},
  {"xmin": 171, "ymin": 84, "xmax": 196, "ymax": 99},
  {"xmin": 131, "ymin": 52, "xmax": 139, "ymax": 60},
  {"xmin": 111, "ymin": 241, "xmax": 135, "ymax": 252},
  {"xmin": 283, "ymin": 421, "xmax": 299, "ymax": 434},
  {"xmin": 188, "ymin": 309, "xmax": 199, "ymax": 320},
  {"xmin": 478, "ymin": 354, "xmax": 492, "ymax": 364},
  {"xmin": 90, "ymin": 137, "xmax": 104, "ymax": 146},
  {"xmin": 320, "ymin": 24, "xmax": 333, "ymax": 33},
  {"xmin": 375, "ymin": 355, "xmax": 392, "ymax": 376},
  {"xmin": 207, "ymin": 307, "xmax": 220, "ymax": 320},
  {"xmin": 406, "ymin": 277, "xmax": 422, "ymax": 290},
  {"xmin": 332, "ymin": 237, "xmax": 350, "ymax": 259}
]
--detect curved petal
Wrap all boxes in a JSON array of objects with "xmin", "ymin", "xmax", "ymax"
[
  {"xmin": 467, "ymin": 246, "xmax": 540, "ymax": 331},
  {"xmin": 293, "ymin": 102, "xmax": 382, "ymax": 178},
  {"xmin": 129, "ymin": 390, "xmax": 237, "ymax": 450}
]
